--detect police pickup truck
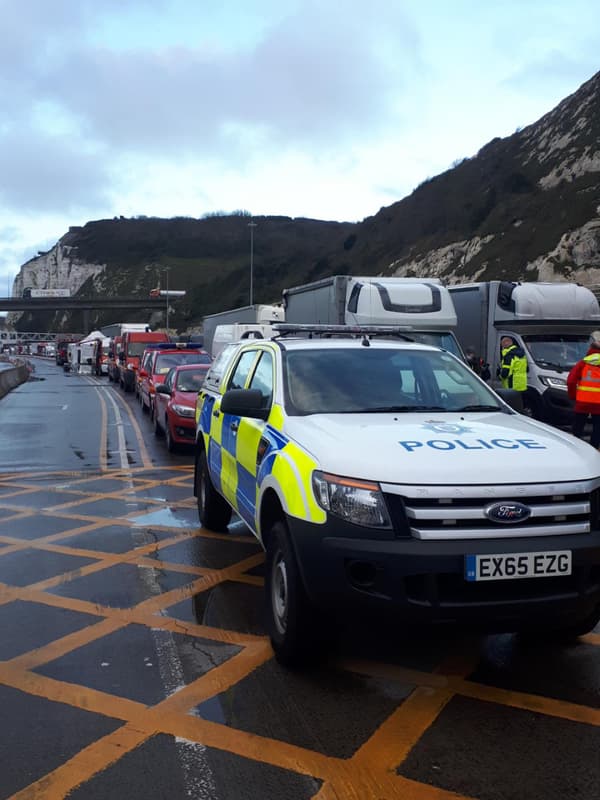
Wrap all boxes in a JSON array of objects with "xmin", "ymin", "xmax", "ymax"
[{"xmin": 194, "ymin": 325, "xmax": 600, "ymax": 666}]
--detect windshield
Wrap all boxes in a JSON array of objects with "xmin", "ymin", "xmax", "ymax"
[
  {"xmin": 155, "ymin": 352, "xmax": 210, "ymax": 374},
  {"xmin": 285, "ymin": 347, "xmax": 503, "ymax": 415},
  {"xmin": 127, "ymin": 342, "xmax": 153, "ymax": 358},
  {"xmin": 406, "ymin": 332, "xmax": 464, "ymax": 359},
  {"xmin": 175, "ymin": 369, "xmax": 208, "ymax": 392},
  {"xmin": 521, "ymin": 334, "xmax": 591, "ymax": 371}
]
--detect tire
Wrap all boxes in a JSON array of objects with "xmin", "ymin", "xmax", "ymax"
[
  {"xmin": 265, "ymin": 519, "xmax": 318, "ymax": 668},
  {"xmin": 195, "ymin": 448, "xmax": 232, "ymax": 532},
  {"xmin": 165, "ymin": 420, "xmax": 178, "ymax": 453},
  {"xmin": 153, "ymin": 406, "xmax": 163, "ymax": 437},
  {"xmin": 542, "ymin": 607, "xmax": 600, "ymax": 642}
]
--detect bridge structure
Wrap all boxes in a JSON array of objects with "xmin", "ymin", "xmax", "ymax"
[{"xmin": 0, "ymin": 295, "xmax": 177, "ymax": 342}]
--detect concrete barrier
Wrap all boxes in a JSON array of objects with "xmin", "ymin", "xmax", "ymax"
[{"xmin": 0, "ymin": 365, "xmax": 30, "ymax": 399}]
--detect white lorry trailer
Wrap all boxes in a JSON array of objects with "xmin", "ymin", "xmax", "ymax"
[
  {"xmin": 202, "ymin": 304, "xmax": 285, "ymax": 357},
  {"xmin": 448, "ymin": 281, "xmax": 600, "ymax": 425},
  {"xmin": 282, "ymin": 276, "xmax": 466, "ymax": 360}
]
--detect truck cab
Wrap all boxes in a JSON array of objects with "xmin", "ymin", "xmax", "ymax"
[
  {"xmin": 117, "ymin": 331, "xmax": 170, "ymax": 392},
  {"xmin": 450, "ymin": 281, "xmax": 600, "ymax": 424}
]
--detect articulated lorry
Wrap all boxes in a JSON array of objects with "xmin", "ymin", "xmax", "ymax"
[
  {"xmin": 202, "ymin": 304, "xmax": 285, "ymax": 357},
  {"xmin": 448, "ymin": 281, "xmax": 600, "ymax": 424},
  {"xmin": 282, "ymin": 276, "xmax": 466, "ymax": 360}
]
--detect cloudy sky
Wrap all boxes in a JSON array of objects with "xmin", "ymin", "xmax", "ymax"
[{"xmin": 1, "ymin": 0, "xmax": 599, "ymax": 296}]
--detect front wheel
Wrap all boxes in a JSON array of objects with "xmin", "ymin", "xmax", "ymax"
[
  {"xmin": 153, "ymin": 406, "xmax": 163, "ymax": 437},
  {"xmin": 195, "ymin": 448, "xmax": 232, "ymax": 532},
  {"xmin": 265, "ymin": 520, "xmax": 318, "ymax": 668},
  {"xmin": 165, "ymin": 420, "xmax": 178, "ymax": 453}
]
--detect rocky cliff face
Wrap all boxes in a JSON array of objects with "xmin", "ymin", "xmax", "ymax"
[
  {"xmin": 374, "ymin": 71, "xmax": 600, "ymax": 287},
  {"xmin": 11, "ymin": 71, "xmax": 600, "ymax": 332}
]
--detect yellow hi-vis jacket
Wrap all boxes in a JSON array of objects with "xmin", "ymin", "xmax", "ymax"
[{"xmin": 500, "ymin": 344, "xmax": 527, "ymax": 392}]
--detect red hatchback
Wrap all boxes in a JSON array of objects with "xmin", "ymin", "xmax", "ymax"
[
  {"xmin": 153, "ymin": 364, "xmax": 209, "ymax": 451},
  {"xmin": 139, "ymin": 344, "xmax": 211, "ymax": 416}
]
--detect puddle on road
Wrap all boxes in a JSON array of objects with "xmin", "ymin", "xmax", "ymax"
[{"xmin": 129, "ymin": 506, "xmax": 199, "ymax": 529}]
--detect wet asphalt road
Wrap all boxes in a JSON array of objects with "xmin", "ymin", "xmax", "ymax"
[{"xmin": 0, "ymin": 358, "xmax": 598, "ymax": 800}]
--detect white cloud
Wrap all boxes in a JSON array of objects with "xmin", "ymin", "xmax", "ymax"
[{"xmin": 0, "ymin": 0, "xmax": 599, "ymax": 305}]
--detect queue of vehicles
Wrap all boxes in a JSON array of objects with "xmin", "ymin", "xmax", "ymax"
[{"xmin": 42, "ymin": 275, "xmax": 600, "ymax": 666}]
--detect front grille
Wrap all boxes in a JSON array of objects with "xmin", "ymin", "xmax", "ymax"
[{"xmin": 380, "ymin": 482, "xmax": 600, "ymax": 541}]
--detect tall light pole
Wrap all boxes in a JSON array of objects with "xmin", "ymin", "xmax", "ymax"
[
  {"xmin": 248, "ymin": 221, "xmax": 257, "ymax": 306},
  {"xmin": 164, "ymin": 267, "xmax": 171, "ymax": 332}
]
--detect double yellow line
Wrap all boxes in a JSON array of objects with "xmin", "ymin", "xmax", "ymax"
[{"xmin": 87, "ymin": 378, "xmax": 153, "ymax": 471}]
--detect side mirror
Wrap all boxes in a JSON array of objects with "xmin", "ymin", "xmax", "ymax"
[
  {"xmin": 155, "ymin": 384, "xmax": 171, "ymax": 396},
  {"xmin": 220, "ymin": 388, "xmax": 269, "ymax": 420},
  {"xmin": 496, "ymin": 388, "xmax": 524, "ymax": 412}
]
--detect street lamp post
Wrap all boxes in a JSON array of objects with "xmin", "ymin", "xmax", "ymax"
[
  {"xmin": 248, "ymin": 221, "xmax": 257, "ymax": 306},
  {"xmin": 164, "ymin": 267, "xmax": 171, "ymax": 332}
]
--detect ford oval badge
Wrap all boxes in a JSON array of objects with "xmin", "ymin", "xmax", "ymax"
[{"xmin": 485, "ymin": 501, "xmax": 531, "ymax": 524}]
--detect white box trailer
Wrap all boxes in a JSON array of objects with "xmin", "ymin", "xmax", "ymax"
[
  {"xmin": 282, "ymin": 276, "xmax": 466, "ymax": 360},
  {"xmin": 448, "ymin": 281, "xmax": 600, "ymax": 424}
]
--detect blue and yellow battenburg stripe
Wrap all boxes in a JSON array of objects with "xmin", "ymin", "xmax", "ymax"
[{"xmin": 199, "ymin": 398, "xmax": 326, "ymax": 530}]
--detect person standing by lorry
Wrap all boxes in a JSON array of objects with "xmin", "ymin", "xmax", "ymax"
[
  {"xmin": 499, "ymin": 336, "xmax": 528, "ymax": 392},
  {"xmin": 567, "ymin": 331, "xmax": 600, "ymax": 448}
]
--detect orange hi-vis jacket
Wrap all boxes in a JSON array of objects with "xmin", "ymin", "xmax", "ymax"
[{"xmin": 575, "ymin": 353, "xmax": 600, "ymax": 406}]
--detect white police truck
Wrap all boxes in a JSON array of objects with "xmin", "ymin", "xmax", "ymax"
[{"xmin": 194, "ymin": 324, "xmax": 600, "ymax": 666}]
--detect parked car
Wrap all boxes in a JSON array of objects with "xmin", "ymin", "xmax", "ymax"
[
  {"xmin": 139, "ymin": 343, "xmax": 211, "ymax": 417},
  {"xmin": 154, "ymin": 364, "xmax": 210, "ymax": 451}
]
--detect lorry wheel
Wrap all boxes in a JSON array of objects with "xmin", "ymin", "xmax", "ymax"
[
  {"xmin": 265, "ymin": 520, "xmax": 318, "ymax": 668},
  {"xmin": 195, "ymin": 449, "xmax": 232, "ymax": 532}
]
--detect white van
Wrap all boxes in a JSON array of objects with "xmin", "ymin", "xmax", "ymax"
[{"xmin": 211, "ymin": 323, "xmax": 276, "ymax": 359}]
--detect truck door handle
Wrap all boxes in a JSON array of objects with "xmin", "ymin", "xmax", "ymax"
[
  {"xmin": 230, "ymin": 420, "xmax": 239, "ymax": 432},
  {"xmin": 212, "ymin": 409, "xmax": 220, "ymax": 418}
]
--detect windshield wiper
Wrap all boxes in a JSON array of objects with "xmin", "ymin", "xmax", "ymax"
[
  {"xmin": 454, "ymin": 404, "xmax": 500, "ymax": 412},
  {"xmin": 535, "ymin": 359, "xmax": 566, "ymax": 372}
]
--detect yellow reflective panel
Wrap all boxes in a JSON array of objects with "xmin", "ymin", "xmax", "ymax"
[
  {"xmin": 270, "ymin": 442, "xmax": 326, "ymax": 523},
  {"xmin": 210, "ymin": 405, "xmax": 224, "ymax": 447},
  {"xmin": 268, "ymin": 404, "xmax": 285, "ymax": 431},
  {"xmin": 221, "ymin": 448, "xmax": 239, "ymax": 511},
  {"xmin": 236, "ymin": 419, "xmax": 263, "ymax": 477}
]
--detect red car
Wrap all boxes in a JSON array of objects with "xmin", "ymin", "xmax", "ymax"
[
  {"xmin": 153, "ymin": 364, "xmax": 210, "ymax": 451},
  {"xmin": 139, "ymin": 343, "xmax": 211, "ymax": 416}
]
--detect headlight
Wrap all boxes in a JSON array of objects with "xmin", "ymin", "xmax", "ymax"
[
  {"xmin": 312, "ymin": 471, "xmax": 391, "ymax": 528},
  {"xmin": 171, "ymin": 404, "xmax": 195, "ymax": 418},
  {"xmin": 540, "ymin": 375, "xmax": 567, "ymax": 389}
]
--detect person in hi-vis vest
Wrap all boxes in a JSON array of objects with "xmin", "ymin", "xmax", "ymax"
[
  {"xmin": 498, "ymin": 336, "xmax": 527, "ymax": 391},
  {"xmin": 567, "ymin": 331, "xmax": 600, "ymax": 448}
]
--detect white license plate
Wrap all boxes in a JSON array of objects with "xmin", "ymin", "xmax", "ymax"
[{"xmin": 465, "ymin": 551, "xmax": 572, "ymax": 582}]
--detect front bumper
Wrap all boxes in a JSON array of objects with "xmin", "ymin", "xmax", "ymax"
[
  {"xmin": 541, "ymin": 387, "xmax": 574, "ymax": 425},
  {"xmin": 170, "ymin": 415, "xmax": 195, "ymax": 443},
  {"xmin": 287, "ymin": 515, "xmax": 600, "ymax": 628}
]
